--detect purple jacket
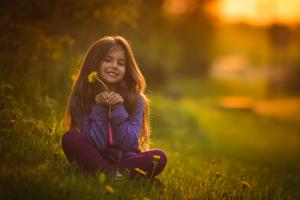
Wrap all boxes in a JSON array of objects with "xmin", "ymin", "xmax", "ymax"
[{"xmin": 78, "ymin": 96, "xmax": 144, "ymax": 163}]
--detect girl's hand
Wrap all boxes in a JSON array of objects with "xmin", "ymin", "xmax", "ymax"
[
  {"xmin": 95, "ymin": 91, "xmax": 109, "ymax": 106},
  {"xmin": 106, "ymin": 92, "xmax": 124, "ymax": 108}
]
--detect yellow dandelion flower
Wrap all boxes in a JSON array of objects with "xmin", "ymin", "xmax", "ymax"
[
  {"xmin": 105, "ymin": 185, "xmax": 114, "ymax": 193},
  {"xmin": 88, "ymin": 71, "xmax": 98, "ymax": 83},
  {"xmin": 153, "ymin": 155, "xmax": 160, "ymax": 160},
  {"xmin": 135, "ymin": 167, "xmax": 147, "ymax": 176},
  {"xmin": 98, "ymin": 172, "xmax": 105, "ymax": 184},
  {"xmin": 88, "ymin": 71, "xmax": 110, "ymax": 92},
  {"xmin": 240, "ymin": 181, "xmax": 251, "ymax": 189},
  {"xmin": 71, "ymin": 73, "xmax": 77, "ymax": 81}
]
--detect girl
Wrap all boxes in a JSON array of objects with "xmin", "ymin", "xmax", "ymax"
[{"xmin": 62, "ymin": 35, "xmax": 167, "ymax": 179}]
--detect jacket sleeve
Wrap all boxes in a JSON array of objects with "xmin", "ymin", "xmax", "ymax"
[
  {"xmin": 80, "ymin": 105, "xmax": 108, "ymax": 151},
  {"xmin": 111, "ymin": 97, "xmax": 144, "ymax": 152}
]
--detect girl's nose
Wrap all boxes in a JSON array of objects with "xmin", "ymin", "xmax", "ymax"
[{"xmin": 111, "ymin": 60, "xmax": 118, "ymax": 68}]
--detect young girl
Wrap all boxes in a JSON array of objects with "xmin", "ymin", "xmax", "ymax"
[{"xmin": 62, "ymin": 35, "xmax": 167, "ymax": 179}]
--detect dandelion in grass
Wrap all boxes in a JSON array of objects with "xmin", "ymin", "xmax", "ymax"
[
  {"xmin": 153, "ymin": 155, "xmax": 160, "ymax": 161},
  {"xmin": 98, "ymin": 172, "xmax": 105, "ymax": 184},
  {"xmin": 240, "ymin": 180, "xmax": 251, "ymax": 189},
  {"xmin": 105, "ymin": 185, "xmax": 115, "ymax": 193},
  {"xmin": 171, "ymin": 169, "xmax": 176, "ymax": 174},
  {"xmin": 135, "ymin": 167, "xmax": 147, "ymax": 176}
]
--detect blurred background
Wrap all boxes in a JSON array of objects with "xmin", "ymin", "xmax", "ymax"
[
  {"xmin": 2, "ymin": 0, "xmax": 300, "ymax": 102},
  {"xmin": 1, "ymin": 0, "xmax": 300, "ymax": 162}
]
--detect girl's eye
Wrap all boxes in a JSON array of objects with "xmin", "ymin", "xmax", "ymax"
[{"xmin": 118, "ymin": 62, "xmax": 125, "ymax": 66}]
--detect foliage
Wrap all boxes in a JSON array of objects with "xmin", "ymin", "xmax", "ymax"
[
  {"xmin": 1, "ymin": 79, "xmax": 300, "ymax": 199},
  {"xmin": 0, "ymin": 0, "xmax": 214, "ymax": 95}
]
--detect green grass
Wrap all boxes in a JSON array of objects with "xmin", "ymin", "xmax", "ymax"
[{"xmin": 1, "ymin": 81, "xmax": 300, "ymax": 200}]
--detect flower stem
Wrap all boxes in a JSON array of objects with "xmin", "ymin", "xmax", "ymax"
[
  {"xmin": 95, "ymin": 77, "xmax": 109, "ymax": 92},
  {"xmin": 95, "ymin": 77, "xmax": 111, "ymax": 119}
]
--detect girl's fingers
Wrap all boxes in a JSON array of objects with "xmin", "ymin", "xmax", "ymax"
[
  {"xmin": 100, "ymin": 91, "xmax": 108, "ymax": 99},
  {"xmin": 107, "ymin": 93, "xmax": 124, "ymax": 105},
  {"xmin": 110, "ymin": 96, "xmax": 121, "ymax": 105},
  {"xmin": 97, "ymin": 92, "xmax": 123, "ymax": 106},
  {"xmin": 101, "ymin": 92, "xmax": 109, "ymax": 99},
  {"xmin": 95, "ymin": 95, "xmax": 104, "ymax": 105},
  {"xmin": 107, "ymin": 94, "xmax": 119, "ymax": 105},
  {"xmin": 96, "ymin": 92, "xmax": 109, "ymax": 105},
  {"xmin": 107, "ymin": 92, "xmax": 117, "ymax": 101},
  {"xmin": 95, "ymin": 91, "xmax": 123, "ymax": 106}
]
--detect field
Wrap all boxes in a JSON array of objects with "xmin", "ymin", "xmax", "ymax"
[{"xmin": 1, "ymin": 79, "xmax": 300, "ymax": 200}]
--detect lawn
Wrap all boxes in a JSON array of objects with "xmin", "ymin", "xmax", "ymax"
[{"xmin": 1, "ymin": 81, "xmax": 300, "ymax": 200}]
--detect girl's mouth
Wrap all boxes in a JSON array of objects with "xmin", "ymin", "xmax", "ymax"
[{"xmin": 106, "ymin": 71, "xmax": 118, "ymax": 77}]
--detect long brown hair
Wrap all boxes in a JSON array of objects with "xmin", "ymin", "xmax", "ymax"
[{"xmin": 64, "ymin": 36, "xmax": 150, "ymax": 151}]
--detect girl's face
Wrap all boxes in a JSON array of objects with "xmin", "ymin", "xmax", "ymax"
[{"xmin": 98, "ymin": 47, "xmax": 126, "ymax": 88}]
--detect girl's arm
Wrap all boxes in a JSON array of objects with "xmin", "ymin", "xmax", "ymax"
[
  {"xmin": 111, "ymin": 96, "xmax": 144, "ymax": 152},
  {"xmin": 80, "ymin": 105, "xmax": 109, "ymax": 151}
]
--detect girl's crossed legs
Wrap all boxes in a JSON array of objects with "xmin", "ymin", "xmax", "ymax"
[{"xmin": 61, "ymin": 129, "xmax": 167, "ymax": 178}]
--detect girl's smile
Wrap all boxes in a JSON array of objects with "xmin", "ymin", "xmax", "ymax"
[{"xmin": 98, "ymin": 47, "xmax": 126, "ymax": 90}]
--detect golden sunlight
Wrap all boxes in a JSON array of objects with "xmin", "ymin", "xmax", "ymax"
[{"xmin": 207, "ymin": 0, "xmax": 300, "ymax": 26}]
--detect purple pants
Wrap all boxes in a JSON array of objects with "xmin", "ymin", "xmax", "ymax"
[{"xmin": 61, "ymin": 129, "xmax": 167, "ymax": 178}]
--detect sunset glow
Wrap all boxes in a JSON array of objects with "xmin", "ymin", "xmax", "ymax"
[{"xmin": 207, "ymin": 0, "xmax": 300, "ymax": 26}]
